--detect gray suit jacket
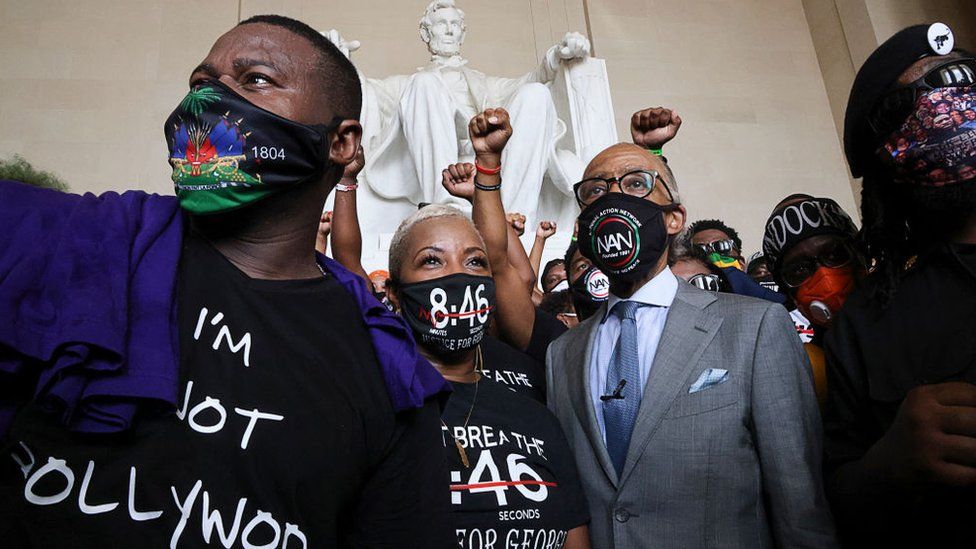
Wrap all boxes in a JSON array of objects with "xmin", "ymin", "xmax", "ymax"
[{"xmin": 546, "ymin": 282, "xmax": 837, "ymax": 548}]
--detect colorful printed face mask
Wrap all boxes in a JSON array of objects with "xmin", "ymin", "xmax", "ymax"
[
  {"xmin": 398, "ymin": 273, "xmax": 496, "ymax": 358},
  {"xmin": 876, "ymin": 86, "xmax": 976, "ymax": 186},
  {"xmin": 569, "ymin": 265, "xmax": 610, "ymax": 321},
  {"xmin": 164, "ymin": 80, "xmax": 337, "ymax": 215},
  {"xmin": 576, "ymin": 193, "xmax": 676, "ymax": 284}
]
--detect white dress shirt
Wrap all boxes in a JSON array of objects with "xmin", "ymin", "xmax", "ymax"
[{"xmin": 589, "ymin": 267, "xmax": 678, "ymax": 442}]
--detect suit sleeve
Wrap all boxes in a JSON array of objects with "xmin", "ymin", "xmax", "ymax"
[
  {"xmin": 350, "ymin": 398, "xmax": 456, "ymax": 548},
  {"xmin": 750, "ymin": 304, "xmax": 838, "ymax": 548}
]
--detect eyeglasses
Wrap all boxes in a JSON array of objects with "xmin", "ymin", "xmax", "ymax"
[
  {"xmin": 868, "ymin": 56, "xmax": 976, "ymax": 140},
  {"xmin": 688, "ymin": 273, "xmax": 721, "ymax": 292},
  {"xmin": 781, "ymin": 241, "xmax": 854, "ymax": 288},
  {"xmin": 694, "ymin": 239, "xmax": 737, "ymax": 257},
  {"xmin": 573, "ymin": 170, "xmax": 672, "ymax": 206}
]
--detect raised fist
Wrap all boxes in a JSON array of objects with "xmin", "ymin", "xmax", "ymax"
[
  {"xmin": 321, "ymin": 29, "xmax": 361, "ymax": 59},
  {"xmin": 315, "ymin": 210, "xmax": 333, "ymax": 254},
  {"xmin": 870, "ymin": 382, "xmax": 976, "ymax": 487},
  {"xmin": 555, "ymin": 31, "xmax": 590, "ymax": 61},
  {"xmin": 441, "ymin": 162, "xmax": 476, "ymax": 201},
  {"xmin": 536, "ymin": 221, "xmax": 557, "ymax": 240},
  {"xmin": 343, "ymin": 145, "xmax": 365, "ymax": 180},
  {"xmin": 468, "ymin": 108, "xmax": 512, "ymax": 161},
  {"xmin": 631, "ymin": 107, "xmax": 682, "ymax": 149},
  {"xmin": 318, "ymin": 210, "xmax": 333, "ymax": 238},
  {"xmin": 507, "ymin": 213, "xmax": 527, "ymax": 237}
]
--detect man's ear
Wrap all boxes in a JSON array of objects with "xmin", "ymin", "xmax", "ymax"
[
  {"xmin": 329, "ymin": 119, "xmax": 363, "ymax": 167},
  {"xmin": 665, "ymin": 205, "xmax": 686, "ymax": 236},
  {"xmin": 419, "ymin": 26, "xmax": 431, "ymax": 44}
]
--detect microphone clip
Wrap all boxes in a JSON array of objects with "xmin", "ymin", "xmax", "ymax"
[{"xmin": 600, "ymin": 379, "xmax": 627, "ymax": 401}]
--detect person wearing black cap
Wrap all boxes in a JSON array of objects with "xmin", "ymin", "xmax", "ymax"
[
  {"xmin": 824, "ymin": 22, "xmax": 976, "ymax": 547},
  {"xmin": 762, "ymin": 193, "xmax": 863, "ymax": 408}
]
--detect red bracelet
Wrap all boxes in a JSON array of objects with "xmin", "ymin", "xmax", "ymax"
[{"xmin": 475, "ymin": 163, "xmax": 501, "ymax": 175}]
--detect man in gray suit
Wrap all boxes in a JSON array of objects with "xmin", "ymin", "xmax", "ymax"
[{"xmin": 547, "ymin": 142, "xmax": 837, "ymax": 548}]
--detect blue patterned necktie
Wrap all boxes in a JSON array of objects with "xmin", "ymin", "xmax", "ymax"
[{"xmin": 603, "ymin": 300, "xmax": 643, "ymax": 477}]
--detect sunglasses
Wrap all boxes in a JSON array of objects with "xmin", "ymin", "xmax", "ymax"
[
  {"xmin": 868, "ymin": 56, "xmax": 976, "ymax": 141},
  {"xmin": 694, "ymin": 239, "xmax": 737, "ymax": 257},
  {"xmin": 688, "ymin": 273, "xmax": 721, "ymax": 292},
  {"xmin": 781, "ymin": 241, "xmax": 854, "ymax": 288}
]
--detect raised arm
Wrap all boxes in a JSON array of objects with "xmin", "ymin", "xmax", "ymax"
[
  {"xmin": 528, "ymin": 221, "xmax": 557, "ymax": 281},
  {"xmin": 459, "ymin": 108, "xmax": 537, "ymax": 350},
  {"xmin": 330, "ymin": 146, "xmax": 370, "ymax": 282}
]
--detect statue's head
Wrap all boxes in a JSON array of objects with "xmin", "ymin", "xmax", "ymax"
[{"xmin": 419, "ymin": 0, "xmax": 466, "ymax": 57}]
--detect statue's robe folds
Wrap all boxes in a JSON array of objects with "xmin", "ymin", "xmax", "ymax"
[{"xmin": 359, "ymin": 58, "xmax": 577, "ymax": 221}]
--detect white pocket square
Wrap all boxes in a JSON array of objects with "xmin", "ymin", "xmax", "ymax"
[{"xmin": 689, "ymin": 368, "xmax": 729, "ymax": 393}]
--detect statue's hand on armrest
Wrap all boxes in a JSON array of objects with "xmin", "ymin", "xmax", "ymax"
[
  {"xmin": 555, "ymin": 31, "xmax": 590, "ymax": 61},
  {"xmin": 631, "ymin": 107, "xmax": 682, "ymax": 150},
  {"xmin": 321, "ymin": 29, "xmax": 361, "ymax": 59}
]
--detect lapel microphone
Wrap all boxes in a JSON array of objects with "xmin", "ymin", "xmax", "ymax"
[{"xmin": 601, "ymin": 379, "xmax": 627, "ymax": 401}]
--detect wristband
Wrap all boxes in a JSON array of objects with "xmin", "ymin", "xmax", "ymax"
[
  {"xmin": 335, "ymin": 182, "xmax": 358, "ymax": 192},
  {"xmin": 474, "ymin": 180, "xmax": 500, "ymax": 192},
  {"xmin": 475, "ymin": 163, "xmax": 501, "ymax": 175},
  {"xmin": 648, "ymin": 148, "xmax": 663, "ymax": 156}
]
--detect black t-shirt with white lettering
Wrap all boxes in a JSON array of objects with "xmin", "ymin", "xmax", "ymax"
[
  {"xmin": 0, "ymin": 233, "xmax": 454, "ymax": 548},
  {"xmin": 479, "ymin": 337, "xmax": 545, "ymax": 403},
  {"xmin": 442, "ymin": 378, "xmax": 588, "ymax": 549}
]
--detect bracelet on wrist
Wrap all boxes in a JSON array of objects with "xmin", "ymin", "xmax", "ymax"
[
  {"xmin": 475, "ymin": 162, "xmax": 502, "ymax": 175},
  {"xmin": 474, "ymin": 179, "xmax": 501, "ymax": 192},
  {"xmin": 335, "ymin": 181, "xmax": 358, "ymax": 192},
  {"xmin": 647, "ymin": 147, "xmax": 663, "ymax": 156}
]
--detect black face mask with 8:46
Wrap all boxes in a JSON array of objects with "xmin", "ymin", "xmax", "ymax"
[{"xmin": 398, "ymin": 274, "xmax": 496, "ymax": 358}]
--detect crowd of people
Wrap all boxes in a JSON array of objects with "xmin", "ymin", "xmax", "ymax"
[{"xmin": 1, "ymin": 10, "xmax": 975, "ymax": 549}]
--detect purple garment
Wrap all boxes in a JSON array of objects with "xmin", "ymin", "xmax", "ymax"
[
  {"xmin": 317, "ymin": 254, "xmax": 451, "ymax": 409},
  {"xmin": 0, "ymin": 180, "xmax": 183, "ymax": 436},
  {"xmin": 0, "ymin": 180, "xmax": 448, "ymax": 438}
]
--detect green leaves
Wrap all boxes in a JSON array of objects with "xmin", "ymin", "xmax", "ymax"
[{"xmin": 180, "ymin": 86, "xmax": 221, "ymax": 117}]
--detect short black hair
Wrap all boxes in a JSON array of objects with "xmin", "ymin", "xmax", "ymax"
[
  {"xmin": 687, "ymin": 219, "xmax": 742, "ymax": 250},
  {"xmin": 540, "ymin": 258, "xmax": 565, "ymax": 290},
  {"xmin": 238, "ymin": 15, "xmax": 362, "ymax": 120},
  {"xmin": 539, "ymin": 290, "xmax": 574, "ymax": 316}
]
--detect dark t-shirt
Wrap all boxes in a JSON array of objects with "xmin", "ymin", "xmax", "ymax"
[
  {"xmin": 480, "ymin": 337, "xmax": 546, "ymax": 403},
  {"xmin": 526, "ymin": 309, "xmax": 568, "ymax": 365},
  {"xmin": 823, "ymin": 243, "xmax": 976, "ymax": 547},
  {"xmin": 442, "ymin": 379, "xmax": 588, "ymax": 549},
  {"xmin": 0, "ymin": 234, "xmax": 454, "ymax": 548}
]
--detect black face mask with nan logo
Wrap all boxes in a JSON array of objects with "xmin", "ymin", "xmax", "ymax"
[{"xmin": 577, "ymin": 193, "xmax": 674, "ymax": 284}]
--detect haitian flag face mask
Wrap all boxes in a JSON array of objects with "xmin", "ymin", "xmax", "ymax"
[{"xmin": 164, "ymin": 80, "xmax": 337, "ymax": 215}]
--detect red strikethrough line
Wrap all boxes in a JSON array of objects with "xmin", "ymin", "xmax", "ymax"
[{"xmin": 450, "ymin": 480, "xmax": 557, "ymax": 490}]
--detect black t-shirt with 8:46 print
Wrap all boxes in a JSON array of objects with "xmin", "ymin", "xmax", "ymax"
[
  {"xmin": 0, "ymin": 233, "xmax": 454, "ymax": 548},
  {"xmin": 442, "ymin": 378, "xmax": 588, "ymax": 549}
]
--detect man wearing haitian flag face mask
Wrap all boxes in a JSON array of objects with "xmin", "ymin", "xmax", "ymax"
[
  {"xmin": 824, "ymin": 22, "xmax": 976, "ymax": 548},
  {"xmin": 544, "ymin": 143, "xmax": 836, "ymax": 548},
  {"xmin": 0, "ymin": 15, "xmax": 455, "ymax": 548}
]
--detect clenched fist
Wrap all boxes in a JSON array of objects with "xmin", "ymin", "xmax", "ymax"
[
  {"xmin": 441, "ymin": 162, "xmax": 476, "ymax": 202},
  {"xmin": 536, "ymin": 221, "xmax": 557, "ymax": 240},
  {"xmin": 507, "ymin": 213, "xmax": 527, "ymax": 237},
  {"xmin": 631, "ymin": 107, "xmax": 682, "ymax": 150},
  {"xmin": 469, "ymin": 108, "xmax": 513, "ymax": 165},
  {"xmin": 868, "ymin": 382, "xmax": 976, "ymax": 487},
  {"xmin": 343, "ymin": 145, "xmax": 365, "ymax": 181}
]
